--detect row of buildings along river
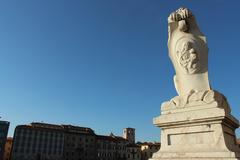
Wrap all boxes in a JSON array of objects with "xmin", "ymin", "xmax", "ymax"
[{"xmin": 0, "ymin": 120, "xmax": 160, "ymax": 160}]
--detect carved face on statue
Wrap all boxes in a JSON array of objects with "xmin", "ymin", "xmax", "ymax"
[{"xmin": 167, "ymin": 8, "xmax": 210, "ymax": 95}]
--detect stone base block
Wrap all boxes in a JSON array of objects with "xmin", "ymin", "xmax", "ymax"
[
  {"xmin": 151, "ymin": 105, "xmax": 240, "ymax": 160},
  {"xmin": 149, "ymin": 151, "xmax": 240, "ymax": 160},
  {"xmin": 150, "ymin": 158, "xmax": 239, "ymax": 160}
]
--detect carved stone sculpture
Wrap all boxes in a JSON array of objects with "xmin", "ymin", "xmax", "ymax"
[
  {"xmin": 168, "ymin": 7, "xmax": 210, "ymax": 96},
  {"xmin": 150, "ymin": 8, "xmax": 240, "ymax": 160}
]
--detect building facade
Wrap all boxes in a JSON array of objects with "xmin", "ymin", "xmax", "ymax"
[
  {"xmin": 11, "ymin": 122, "xmax": 159, "ymax": 160},
  {"xmin": 138, "ymin": 142, "xmax": 160, "ymax": 160},
  {"xmin": 62, "ymin": 125, "xmax": 96, "ymax": 160},
  {"xmin": 11, "ymin": 123, "xmax": 98, "ymax": 160},
  {"xmin": 96, "ymin": 133, "xmax": 128, "ymax": 160},
  {"xmin": 3, "ymin": 137, "xmax": 13, "ymax": 160},
  {"xmin": 11, "ymin": 123, "xmax": 64, "ymax": 160},
  {"xmin": 126, "ymin": 144, "xmax": 141, "ymax": 160},
  {"xmin": 0, "ymin": 121, "xmax": 10, "ymax": 160}
]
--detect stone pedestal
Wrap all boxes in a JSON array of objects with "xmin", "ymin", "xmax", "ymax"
[{"xmin": 150, "ymin": 97, "xmax": 240, "ymax": 160}]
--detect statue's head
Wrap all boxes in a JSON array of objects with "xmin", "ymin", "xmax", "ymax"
[{"xmin": 167, "ymin": 8, "xmax": 210, "ymax": 95}]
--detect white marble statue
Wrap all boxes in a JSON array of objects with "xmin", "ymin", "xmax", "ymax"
[
  {"xmin": 150, "ymin": 7, "xmax": 240, "ymax": 160},
  {"xmin": 164, "ymin": 8, "xmax": 230, "ymax": 113},
  {"xmin": 168, "ymin": 7, "xmax": 210, "ymax": 95}
]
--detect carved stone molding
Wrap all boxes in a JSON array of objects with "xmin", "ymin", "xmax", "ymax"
[{"xmin": 161, "ymin": 90, "xmax": 231, "ymax": 114}]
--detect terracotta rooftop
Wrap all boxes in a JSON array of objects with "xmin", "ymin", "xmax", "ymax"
[
  {"xmin": 16, "ymin": 122, "xmax": 64, "ymax": 131},
  {"xmin": 126, "ymin": 143, "xmax": 141, "ymax": 148},
  {"xmin": 62, "ymin": 124, "xmax": 95, "ymax": 135},
  {"xmin": 97, "ymin": 134, "xmax": 128, "ymax": 142},
  {"xmin": 137, "ymin": 142, "xmax": 161, "ymax": 146}
]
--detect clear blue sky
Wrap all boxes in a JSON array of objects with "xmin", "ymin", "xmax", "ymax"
[{"xmin": 0, "ymin": 0, "xmax": 240, "ymax": 142}]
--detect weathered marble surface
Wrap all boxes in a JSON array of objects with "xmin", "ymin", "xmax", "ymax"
[
  {"xmin": 151, "ymin": 7, "xmax": 240, "ymax": 160},
  {"xmin": 168, "ymin": 7, "xmax": 210, "ymax": 96}
]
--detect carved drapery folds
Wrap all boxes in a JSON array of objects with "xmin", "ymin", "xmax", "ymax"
[{"xmin": 162, "ymin": 90, "xmax": 231, "ymax": 114}]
